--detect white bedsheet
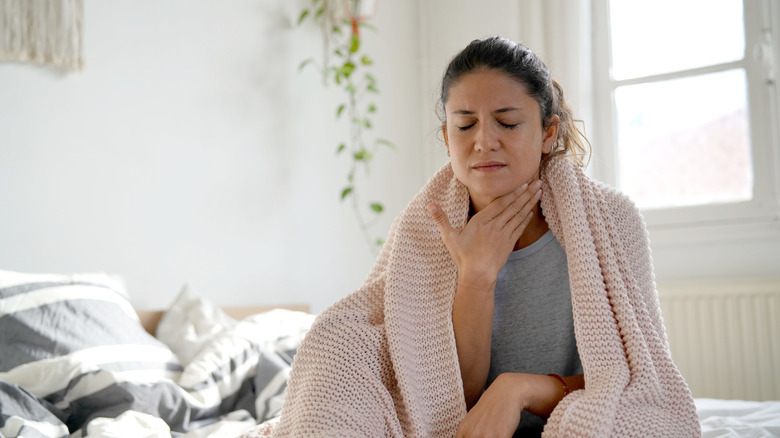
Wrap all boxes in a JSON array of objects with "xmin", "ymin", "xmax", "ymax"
[{"xmin": 697, "ymin": 398, "xmax": 780, "ymax": 438}]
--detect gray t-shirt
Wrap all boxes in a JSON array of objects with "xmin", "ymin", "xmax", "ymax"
[{"xmin": 487, "ymin": 230, "xmax": 582, "ymax": 437}]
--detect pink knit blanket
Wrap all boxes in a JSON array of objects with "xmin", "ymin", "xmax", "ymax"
[{"xmin": 244, "ymin": 157, "xmax": 700, "ymax": 437}]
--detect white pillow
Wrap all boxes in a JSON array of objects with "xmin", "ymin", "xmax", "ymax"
[
  {"xmin": 156, "ymin": 284, "xmax": 237, "ymax": 366},
  {"xmin": 179, "ymin": 309, "xmax": 316, "ymax": 422},
  {"xmin": 0, "ymin": 269, "xmax": 180, "ymax": 401}
]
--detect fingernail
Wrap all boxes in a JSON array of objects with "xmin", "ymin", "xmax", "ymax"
[
  {"xmin": 519, "ymin": 183, "xmax": 529, "ymax": 192},
  {"xmin": 427, "ymin": 203, "xmax": 438, "ymax": 215}
]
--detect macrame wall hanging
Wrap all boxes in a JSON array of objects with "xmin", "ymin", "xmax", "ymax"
[{"xmin": 0, "ymin": 0, "xmax": 84, "ymax": 70}]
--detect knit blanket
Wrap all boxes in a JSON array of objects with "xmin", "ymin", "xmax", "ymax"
[{"xmin": 248, "ymin": 156, "xmax": 700, "ymax": 437}]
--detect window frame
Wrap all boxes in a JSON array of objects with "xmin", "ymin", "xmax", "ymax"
[{"xmin": 590, "ymin": 0, "xmax": 780, "ymax": 243}]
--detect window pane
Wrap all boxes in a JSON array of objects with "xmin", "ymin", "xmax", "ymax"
[
  {"xmin": 615, "ymin": 69, "xmax": 752, "ymax": 210},
  {"xmin": 609, "ymin": 0, "xmax": 745, "ymax": 80}
]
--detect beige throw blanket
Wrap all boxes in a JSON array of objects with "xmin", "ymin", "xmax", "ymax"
[{"xmin": 251, "ymin": 157, "xmax": 700, "ymax": 437}]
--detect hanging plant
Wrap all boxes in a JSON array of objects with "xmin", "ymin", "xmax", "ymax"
[{"xmin": 297, "ymin": 0, "xmax": 394, "ymax": 251}]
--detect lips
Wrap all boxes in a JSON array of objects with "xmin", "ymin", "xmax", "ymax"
[{"xmin": 471, "ymin": 161, "xmax": 507, "ymax": 172}]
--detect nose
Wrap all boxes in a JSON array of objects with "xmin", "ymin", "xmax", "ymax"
[{"xmin": 474, "ymin": 122, "xmax": 499, "ymax": 152}]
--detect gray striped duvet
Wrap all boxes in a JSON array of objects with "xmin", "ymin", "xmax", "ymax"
[{"xmin": 0, "ymin": 270, "xmax": 314, "ymax": 437}]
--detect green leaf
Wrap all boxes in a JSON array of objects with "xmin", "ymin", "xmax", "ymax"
[
  {"xmin": 341, "ymin": 61, "xmax": 355, "ymax": 78},
  {"xmin": 349, "ymin": 35, "xmax": 360, "ymax": 53},
  {"xmin": 367, "ymin": 84, "xmax": 378, "ymax": 93},
  {"xmin": 363, "ymin": 119, "xmax": 372, "ymax": 129},
  {"xmin": 345, "ymin": 83, "xmax": 356, "ymax": 94},
  {"xmin": 297, "ymin": 9, "xmax": 309, "ymax": 25},
  {"xmin": 353, "ymin": 149, "xmax": 372, "ymax": 161},
  {"xmin": 370, "ymin": 202, "xmax": 384, "ymax": 213},
  {"xmin": 359, "ymin": 22, "xmax": 378, "ymax": 32},
  {"xmin": 376, "ymin": 138, "xmax": 395, "ymax": 149},
  {"xmin": 315, "ymin": 7, "xmax": 325, "ymax": 19},
  {"xmin": 367, "ymin": 103, "xmax": 376, "ymax": 113},
  {"xmin": 365, "ymin": 73, "xmax": 376, "ymax": 83},
  {"xmin": 328, "ymin": 66, "xmax": 341, "ymax": 81},
  {"xmin": 360, "ymin": 55, "xmax": 373, "ymax": 65},
  {"xmin": 336, "ymin": 104, "xmax": 346, "ymax": 118},
  {"xmin": 336, "ymin": 143, "xmax": 346, "ymax": 154},
  {"xmin": 376, "ymin": 238, "xmax": 385, "ymax": 247},
  {"xmin": 332, "ymin": 25, "xmax": 343, "ymax": 34},
  {"xmin": 341, "ymin": 186, "xmax": 353, "ymax": 200},
  {"xmin": 298, "ymin": 58, "xmax": 314, "ymax": 72}
]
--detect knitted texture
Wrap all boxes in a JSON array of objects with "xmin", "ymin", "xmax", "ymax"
[{"xmin": 242, "ymin": 157, "xmax": 700, "ymax": 437}]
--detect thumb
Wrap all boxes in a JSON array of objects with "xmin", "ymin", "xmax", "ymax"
[{"xmin": 427, "ymin": 202, "xmax": 454, "ymax": 237}]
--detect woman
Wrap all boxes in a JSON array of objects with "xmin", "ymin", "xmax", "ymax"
[
  {"xmin": 429, "ymin": 35, "xmax": 588, "ymax": 436},
  {"xmin": 251, "ymin": 36, "xmax": 700, "ymax": 438}
]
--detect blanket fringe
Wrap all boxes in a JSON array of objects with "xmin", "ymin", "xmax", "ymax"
[{"xmin": 0, "ymin": 0, "xmax": 84, "ymax": 70}]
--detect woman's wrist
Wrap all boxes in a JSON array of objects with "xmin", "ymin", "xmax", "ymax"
[
  {"xmin": 456, "ymin": 268, "xmax": 498, "ymax": 293},
  {"xmin": 494, "ymin": 373, "xmax": 532, "ymax": 412},
  {"xmin": 519, "ymin": 373, "xmax": 556, "ymax": 417},
  {"xmin": 547, "ymin": 373, "xmax": 571, "ymax": 397},
  {"xmin": 502, "ymin": 373, "xmax": 583, "ymax": 419}
]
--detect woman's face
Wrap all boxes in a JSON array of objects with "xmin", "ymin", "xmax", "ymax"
[{"xmin": 443, "ymin": 69, "xmax": 558, "ymax": 212}]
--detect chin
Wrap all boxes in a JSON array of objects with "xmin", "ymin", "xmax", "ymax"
[{"xmin": 468, "ymin": 185, "xmax": 514, "ymax": 204}]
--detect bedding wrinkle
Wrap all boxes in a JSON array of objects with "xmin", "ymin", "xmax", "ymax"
[{"xmin": 0, "ymin": 270, "xmax": 314, "ymax": 437}]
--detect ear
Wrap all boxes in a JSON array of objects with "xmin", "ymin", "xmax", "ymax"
[
  {"xmin": 542, "ymin": 115, "xmax": 559, "ymax": 154},
  {"xmin": 442, "ymin": 122, "xmax": 450, "ymax": 155}
]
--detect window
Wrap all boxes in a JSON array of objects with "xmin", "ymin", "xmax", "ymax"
[{"xmin": 591, "ymin": 0, "xmax": 780, "ymax": 237}]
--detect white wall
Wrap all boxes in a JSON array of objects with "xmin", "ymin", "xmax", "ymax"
[
  {"xmin": 2, "ymin": 1, "xmax": 776, "ymax": 315},
  {"xmin": 0, "ymin": 0, "xmax": 423, "ymax": 313}
]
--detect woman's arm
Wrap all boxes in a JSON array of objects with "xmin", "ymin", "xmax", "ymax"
[
  {"xmin": 522, "ymin": 373, "xmax": 584, "ymax": 418},
  {"xmin": 455, "ymin": 373, "xmax": 585, "ymax": 438},
  {"xmin": 451, "ymin": 275, "xmax": 497, "ymax": 408},
  {"xmin": 428, "ymin": 180, "xmax": 543, "ymax": 408}
]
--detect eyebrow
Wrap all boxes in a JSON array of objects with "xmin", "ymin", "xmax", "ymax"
[{"xmin": 451, "ymin": 107, "xmax": 523, "ymax": 115}]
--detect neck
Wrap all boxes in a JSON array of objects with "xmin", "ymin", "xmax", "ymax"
[
  {"xmin": 513, "ymin": 205, "xmax": 549, "ymax": 250},
  {"xmin": 468, "ymin": 199, "xmax": 550, "ymax": 251}
]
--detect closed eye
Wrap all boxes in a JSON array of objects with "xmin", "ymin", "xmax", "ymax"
[
  {"xmin": 499, "ymin": 122, "xmax": 519, "ymax": 130},
  {"xmin": 458, "ymin": 123, "xmax": 475, "ymax": 132}
]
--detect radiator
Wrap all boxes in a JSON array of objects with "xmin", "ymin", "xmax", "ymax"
[{"xmin": 657, "ymin": 278, "xmax": 780, "ymax": 401}]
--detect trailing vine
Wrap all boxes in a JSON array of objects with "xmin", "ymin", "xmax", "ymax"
[{"xmin": 297, "ymin": 0, "xmax": 393, "ymax": 251}]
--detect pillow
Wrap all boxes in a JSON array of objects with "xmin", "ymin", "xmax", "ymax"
[
  {"xmin": 0, "ymin": 270, "xmax": 181, "ymax": 406},
  {"xmin": 155, "ymin": 284, "xmax": 237, "ymax": 366},
  {"xmin": 178, "ymin": 308, "xmax": 316, "ymax": 422}
]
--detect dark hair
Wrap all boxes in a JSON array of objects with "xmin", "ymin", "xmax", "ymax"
[{"xmin": 439, "ymin": 36, "xmax": 590, "ymax": 167}]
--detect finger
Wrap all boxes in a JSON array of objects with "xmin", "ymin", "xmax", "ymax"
[
  {"xmin": 491, "ymin": 179, "xmax": 542, "ymax": 226},
  {"xmin": 507, "ymin": 191, "xmax": 541, "ymax": 241},
  {"xmin": 480, "ymin": 182, "xmax": 530, "ymax": 222},
  {"xmin": 506, "ymin": 185, "xmax": 542, "ymax": 232},
  {"xmin": 510, "ymin": 208, "xmax": 535, "ymax": 240},
  {"xmin": 427, "ymin": 202, "xmax": 454, "ymax": 239}
]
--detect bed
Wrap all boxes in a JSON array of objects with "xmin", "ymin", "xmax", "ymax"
[
  {"xmin": 2, "ymin": 269, "xmax": 779, "ymax": 437},
  {"xmin": 697, "ymin": 398, "xmax": 780, "ymax": 437},
  {"xmin": 0, "ymin": 269, "xmax": 315, "ymax": 437}
]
